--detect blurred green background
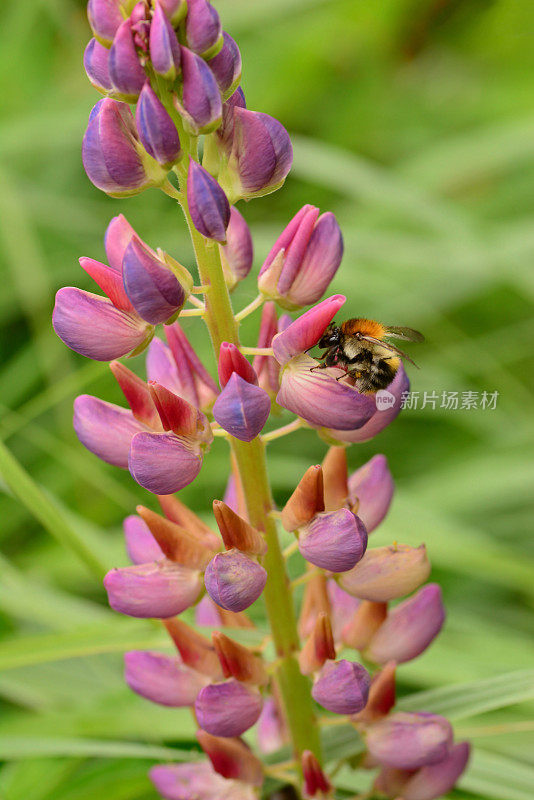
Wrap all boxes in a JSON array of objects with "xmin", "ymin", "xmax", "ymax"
[{"xmin": 1, "ymin": 0, "xmax": 533, "ymax": 798}]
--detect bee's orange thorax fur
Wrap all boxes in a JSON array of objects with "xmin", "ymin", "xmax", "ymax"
[{"xmin": 341, "ymin": 318, "xmax": 387, "ymax": 339}]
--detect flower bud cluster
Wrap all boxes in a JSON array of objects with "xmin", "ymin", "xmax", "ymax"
[{"xmin": 51, "ymin": 3, "xmax": 471, "ymax": 798}]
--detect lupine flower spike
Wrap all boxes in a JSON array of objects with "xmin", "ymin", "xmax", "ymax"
[{"xmin": 55, "ymin": 4, "xmax": 471, "ymax": 798}]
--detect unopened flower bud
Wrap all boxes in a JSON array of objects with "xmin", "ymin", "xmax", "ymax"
[
  {"xmin": 259, "ymin": 205, "xmax": 343, "ymax": 309},
  {"xmin": 220, "ymin": 207, "xmax": 253, "ymax": 290},
  {"xmin": 348, "ymin": 454, "xmax": 394, "ymax": 533},
  {"xmin": 149, "ymin": 2, "xmax": 181, "ymax": 79},
  {"xmin": 164, "ymin": 617, "xmax": 223, "ymax": 678},
  {"xmin": 185, "ymin": 0, "xmax": 222, "ymax": 56},
  {"xmin": 187, "ymin": 159, "xmax": 230, "ymax": 242},
  {"xmin": 213, "ymin": 500, "xmax": 267, "ymax": 555},
  {"xmin": 298, "ymin": 508, "xmax": 367, "ymax": 573},
  {"xmin": 136, "ymin": 505, "xmax": 215, "ymax": 569},
  {"xmin": 217, "ymin": 342, "xmax": 257, "ymax": 387},
  {"xmin": 136, "ymin": 82, "xmax": 182, "ymax": 168},
  {"xmin": 339, "ymin": 544, "xmax": 430, "ymax": 602},
  {"xmin": 341, "ymin": 600, "xmax": 387, "ymax": 651},
  {"xmin": 158, "ymin": 0, "xmax": 187, "ymax": 26},
  {"xmin": 87, "ymin": 0, "xmax": 123, "ymax": 46},
  {"xmin": 218, "ymin": 108, "xmax": 293, "ymax": 202},
  {"xmin": 213, "ymin": 374, "xmax": 271, "ymax": 441},
  {"xmin": 124, "ymin": 514, "xmax": 164, "ymax": 564},
  {"xmin": 122, "ymin": 236, "xmax": 187, "ymax": 324},
  {"xmin": 195, "ymin": 679, "xmax": 263, "ymax": 737},
  {"xmin": 298, "ymin": 611, "xmax": 335, "ymax": 675},
  {"xmin": 197, "ymin": 730, "xmax": 264, "ymax": 785},
  {"xmin": 208, "ymin": 32, "xmax": 241, "ymax": 99},
  {"xmin": 109, "ymin": 19, "xmax": 146, "ymax": 100},
  {"xmin": 204, "ymin": 549, "xmax": 267, "ymax": 612},
  {"xmin": 281, "ymin": 465, "xmax": 324, "ymax": 532},
  {"xmin": 365, "ymin": 712, "xmax": 453, "ymax": 771},
  {"xmin": 312, "ymin": 659, "xmax": 370, "ymax": 715},
  {"xmin": 84, "ymin": 38, "xmax": 114, "ymax": 93},
  {"xmin": 212, "ymin": 631, "xmax": 268, "ymax": 685},
  {"xmin": 302, "ymin": 750, "xmax": 331, "ymax": 797},
  {"xmin": 103, "ymin": 561, "xmax": 202, "ymax": 618},
  {"xmin": 82, "ymin": 99, "xmax": 167, "ymax": 196},
  {"xmin": 124, "ymin": 650, "xmax": 208, "ymax": 706},
  {"xmin": 367, "ymin": 584, "xmax": 445, "ymax": 664},
  {"xmin": 322, "ymin": 446, "xmax": 348, "ymax": 512},
  {"xmin": 179, "ymin": 47, "xmax": 222, "ymax": 134}
]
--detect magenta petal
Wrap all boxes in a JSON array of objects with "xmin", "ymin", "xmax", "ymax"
[
  {"xmin": 87, "ymin": 0, "xmax": 123, "ymax": 46},
  {"xmin": 180, "ymin": 47, "xmax": 222, "ymax": 134},
  {"xmin": 124, "ymin": 650, "xmax": 207, "ymax": 706},
  {"xmin": 220, "ymin": 206, "xmax": 253, "ymax": 287},
  {"xmin": 84, "ymin": 38, "xmax": 113, "ymax": 92},
  {"xmin": 312, "ymin": 659, "xmax": 370, "ymax": 715},
  {"xmin": 330, "ymin": 367, "xmax": 409, "ymax": 442},
  {"xmin": 212, "ymin": 374, "xmax": 270, "ymax": 441},
  {"xmin": 257, "ymin": 697, "xmax": 287, "ymax": 754},
  {"xmin": 276, "ymin": 355, "xmax": 376, "ymax": 430},
  {"xmin": 146, "ymin": 337, "xmax": 187, "ymax": 397},
  {"xmin": 187, "ymin": 159, "xmax": 230, "ymax": 242},
  {"xmin": 208, "ymin": 32, "xmax": 241, "ymax": 98},
  {"xmin": 272, "ymin": 295, "xmax": 346, "ymax": 364},
  {"xmin": 287, "ymin": 212, "xmax": 344, "ymax": 306},
  {"xmin": 53, "ymin": 287, "xmax": 148, "ymax": 360},
  {"xmin": 136, "ymin": 82, "xmax": 182, "ymax": 167},
  {"xmin": 150, "ymin": 763, "xmax": 249, "ymax": 800},
  {"xmin": 195, "ymin": 595, "xmax": 224, "ymax": 627},
  {"xmin": 185, "ymin": 0, "xmax": 222, "ymax": 55},
  {"xmin": 104, "ymin": 214, "xmax": 138, "ymax": 271},
  {"xmin": 104, "ymin": 560, "xmax": 203, "ymax": 618},
  {"xmin": 348, "ymin": 454, "xmax": 394, "ymax": 533},
  {"xmin": 365, "ymin": 712, "xmax": 453, "ymax": 771},
  {"xmin": 195, "ymin": 680, "xmax": 263, "ymax": 737},
  {"xmin": 128, "ymin": 431, "xmax": 204, "ymax": 494},
  {"xmin": 204, "ymin": 549, "xmax": 267, "ymax": 612},
  {"xmin": 149, "ymin": 2, "xmax": 181, "ymax": 79},
  {"xmin": 79, "ymin": 256, "xmax": 133, "ymax": 312},
  {"xmin": 298, "ymin": 508, "xmax": 367, "ymax": 572},
  {"xmin": 124, "ymin": 515, "xmax": 164, "ymax": 564},
  {"xmin": 122, "ymin": 237, "xmax": 185, "ymax": 324},
  {"xmin": 402, "ymin": 741, "xmax": 470, "ymax": 800},
  {"xmin": 73, "ymin": 395, "xmax": 147, "ymax": 468},
  {"xmin": 108, "ymin": 19, "xmax": 146, "ymax": 100}
]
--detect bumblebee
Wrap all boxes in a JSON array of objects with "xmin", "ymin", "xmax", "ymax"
[{"xmin": 312, "ymin": 318, "xmax": 424, "ymax": 394}]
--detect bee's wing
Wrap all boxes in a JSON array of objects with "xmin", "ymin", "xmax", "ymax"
[
  {"xmin": 385, "ymin": 326, "xmax": 425, "ymax": 343},
  {"xmin": 360, "ymin": 335, "xmax": 419, "ymax": 368}
]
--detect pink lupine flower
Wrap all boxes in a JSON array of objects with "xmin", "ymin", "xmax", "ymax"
[
  {"xmin": 179, "ymin": 46, "xmax": 222, "ymax": 134},
  {"xmin": 87, "ymin": 0, "xmax": 123, "ymax": 47},
  {"xmin": 220, "ymin": 206, "xmax": 253, "ymax": 290},
  {"xmin": 150, "ymin": 762, "xmax": 256, "ymax": 800},
  {"xmin": 204, "ymin": 549, "xmax": 267, "ymax": 612},
  {"xmin": 208, "ymin": 32, "xmax": 242, "ymax": 99},
  {"xmin": 365, "ymin": 711, "xmax": 453, "ymax": 771},
  {"xmin": 184, "ymin": 0, "xmax": 222, "ymax": 56},
  {"xmin": 149, "ymin": 2, "xmax": 181, "ymax": 80},
  {"xmin": 348, "ymin": 454, "xmax": 394, "ymax": 532},
  {"xmin": 124, "ymin": 650, "xmax": 208, "ymax": 706},
  {"xmin": 188, "ymin": 159, "xmax": 231, "ymax": 242},
  {"xmin": 374, "ymin": 741, "xmax": 471, "ymax": 800},
  {"xmin": 123, "ymin": 514, "xmax": 165, "ymax": 564},
  {"xmin": 312, "ymin": 659, "xmax": 370, "ymax": 715},
  {"xmin": 136, "ymin": 82, "xmax": 182, "ymax": 168},
  {"xmin": 104, "ymin": 560, "xmax": 203, "ymax": 618},
  {"xmin": 298, "ymin": 508, "xmax": 368, "ymax": 573},
  {"xmin": 339, "ymin": 543, "xmax": 431, "ymax": 602},
  {"xmin": 108, "ymin": 19, "xmax": 146, "ymax": 100},
  {"xmin": 252, "ymin": 302, "xmax": 280, "ymax": 395},
  {"xmin": 84, "ymin": 38, "xmax": 114, "ymax": 94},
  {"xmin": 258, "ymin": 204, "xmax": 343, "ymax": 309},
  {"xmin": 213, "ymin": 343, "xmax": 271, "ymax": 441},
  {"xmin": 195, "ymin": 679, "xmax": 263, "ymax": 737}
]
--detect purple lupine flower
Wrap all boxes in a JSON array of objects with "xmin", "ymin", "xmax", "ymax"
[
  {"xmin": 184, "ymin": 0, "xmax": 222, "ymax": 56},
  {"xmin": 104, "ymin": 213, "xmax": 136, "ymax": 268},
  {"xmin": 213, "ymin": 343, "xmax": 271, "ymax": 441},
  {"xmin": 218, "ymin": 107, "xmax": 293, "ymax": 202},
  {"xmin": 150, "ymin": 762, "xmax": 256, "ymax": 800},
  {"xmin": 312, "ymin": 659, "xmax": 370, "ymax": 715},
  {"xmin": 208, "ymin": 32, "xmax": 241, "ymax": 99},
  {"xmin": 365, "ymin": 712, "xmax": 453, "ymax": 771},
  {"xmin": 195, "ymin": 679, "xmax": 263, "ymax": 737},
  {"xmin": 84, "ymin": 38, "xmax": 114, "ymax": 93},
  {"xmin": 298, "ymin": 508, "xmax": 368, "ymax": 573},
  {"xmin": 108, "ymin": 19, "xmax": 147, "ymax": 100},
  {"xmin": 257, "ymin": 697, "xmax": 288, "ymax": 754},
  {"xmin": 129, "ymin": 383, "xmax": 213, "ymax": 494},
  {"xmin": 375, "ymin": 741, "xmax": 470, "ymax": 800},
  {"xmin": 124, "ymin": 514, "xmax": 164, "ymax": 564},
  {"xmin": 146, "ymin": 325, "xmax": 219, "ymax": 411},
  {"xmin": 219, "ymin": 206, "xmax": 253, "ymax": 290},
  {"xmin": 348, "ymin": 454, "xmax": 394, "ymax": 533},
  {"xmin": 326, "ymin": 365, "xmax": 410, "ymax": 443},
  {"xmin": 87, "ymin": 0, "xmax": 123, "ymax": 47},
  {"xmin": 73, "ymin": 394, "xmax": 150, "ymax": 467},
  {"xmin": 339, "ymin": 544, "xmax": 431, "ymax": 602},
  {"xmin": 272, "ymin": 296, "xmax": 380, "ymax": 430},
  {"xmin": 104, "ymin": 560, "xmax": 203, "ymax": 618},
  {"xmin": 158, "ymin": 0, "xmax": 188, "ymax": 26},
  {"xmin": 124, "ymin": 650, "xmax": 208, "ymax": 706},
  {"xmin": 215, "ymin": 86, "xmax": 246, "ymax": 153},
  {"xmin": 258, "ymin": 205, "xmax": 343, "ymax": 309},
  {"xmin": 204, "ymin": 549, "xmax": 267, "ymax": 612},
  {"xmin": 252, "ymin": 302, "xmax": 281, "ymax": 396},
  {"xmin": 82, "ymin": 98, "xmax": 167, "ymax": 196},
  {"xmin": 187, "ymin": 159, "xmax": 231, "ymax": 242},
  {"xmin": 367, "ymin": 584, "xmax": 446, "ymax": 664},
  {"xmin": 149, "ymin": 2, "xmax": 181, "ymax": 79},
  {"xmin": 179, "ymin": 47, "xmax": 222, "ymax": 134},
  {"xmin": 122, "ymin": 236, "xmax": 187, "ymax": 324},
  {"xmin": 136, "ymin": 82, "xmax": 182, "ymax": 167}
]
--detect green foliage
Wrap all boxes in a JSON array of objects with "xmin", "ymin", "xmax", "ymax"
[{"xmin": 0, "ymin": 0, "xmax": 533, "ymax": 798}]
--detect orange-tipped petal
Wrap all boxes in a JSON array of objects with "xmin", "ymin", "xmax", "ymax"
[
  {"xmin": 196, "ymin": 730, "xmax": 263, "ymax": 786},
  {"xmin": 281, "ymin": 465, "xmax": 324, "ymax": 532},
  {"xmin": 158, "ymin": 494, "xmax": 221, "ymax": 551},
  {"xmin": 298, "ymin": 611, "xmax": 336, "ymax": 675},
  {"xmin": 322, "ymin": 446, "xmax": 348, "ymax": 512},
  {"xmin": 136, "ymin": 505, "xmax": 215, "ymax": 569},
  {"xmin": 341, "ymin": 600, "xmax": 388, "ymax": 651},
  {"xmin": 298, "ymin": 571, "xmax": 330, "ymax": 639},
  {"xmin": 164, "ymin": 618, "xmax": 223, "ymax": 678},
  {"xmin": 352, "ymin": 661, "xmax": 396, "ymax": 723},
  {"xmin": 212, "ymin": 631, "xmax": 268, "ymax": 685},
  {"xmin": 302, "ymin": 750, "xmax": 331, "ymax": 797},
  {"xmin": 213, "ymin": 500, "xmax": 267, "ymax": 555}
]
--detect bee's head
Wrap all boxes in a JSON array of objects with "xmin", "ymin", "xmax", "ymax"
[{"xmin": 318, "ymin": 323, "xmax": 341, "ymax": 349}]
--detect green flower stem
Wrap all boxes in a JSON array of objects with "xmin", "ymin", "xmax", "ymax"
[{"xmin": 173, "ymin": 143, "xmax": 322, "ymax": 771}]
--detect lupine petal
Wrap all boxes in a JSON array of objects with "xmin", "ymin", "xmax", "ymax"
[
  {"xmin": 87, "ymin": 0, "xmax": 123, "ymax": 46},
  {"xmin": 73, "ymin": 394, "xmax": 147, "ymax": 467},
  {"xmin": 219, "ymin": 206, "xmax": 253, "ymax": 288},
  {"xmin": 312, "ymin": 659, "xmax": 370, "ymax": 715},
  {"xmin": 339, "ymin": 544, "xmax": 430, "ymax": 602},
  {"xmin": 213, "ymin": 374, "xmax": 271, "ymax": 441},
  {"xmin": 277, "ymin": 354, "xmax": 376, "ymax": 430},
  {"xmin": 287, "ymin": 212, "xmax": 344, "ymax": 306},
  {"xmin": 136, "ymin": 82, "xmax": 182, "ymax": 167},
  {"xmin": 53, "ymin": 287, "xmax": 149, "ymax": 360},
  {"xmin": 204, "ymin": 549, "xmax": 267, "ymax": 612},
  {"xmin": 122, "ymin": 237, "xmax": 186, "ymax": 324},
  {"xmin": 104, "ymin": 213, "xmax": 138, "ymax": 271},
  {"xmin": 298, "ymin": 508, "xmax": 367, "ymax": 573},
  {"xmin": 348, "ymin": 454, "xmax": 394, "ymax": 532},
  {"xmin": 84, "ymin": 38, "xmax": 113, "ymax": 93},
  {"xmin": 124, "ymin": 514, "xmax": 164, "ymax": 564},
  {"xmin": 185, "ymin": 0, "xmax": 222, "ymax": 55},
  {"xmin": 401, "ymin": 741, "xmax": 471, "ymax": 800},
  {"xmin": 365, "ymin": 712, "xmax": 453, "ymax": 770},
  {"xmin": 104, "ymin": 560, "xmax": 203, "ymax": 618},
  {"xmin": 108, "ymin": 19, "xmax": 146, "ymax": 100},
  {"xmin": 187, "ymin": 159, "xmax": 231, "ymax": 242},
  {"xmin": 195, "ymin": 680, "xmax": 263, "ymax": 737},
  {"xmin": 124, "ymin": 650, "xmax": 207, "ymax": 706},
  {"xmin": 272, "ymin": 294, "xmax": 346, "ymax": 364},
  {"xmin": 180, "ymin": 47, "xmax": 222, "ymax": 134},
  {"xmin": 217, "ymin": 342, "xmax": 257, "ymax": 387},
  {"xmin": 149, "ymin": 2, "xmax": 181, "ymax": 79},
  {"xmin": 129, "ymin": 430, "xmax": 205, "ymax": 494},
  {"xmin": 208, "ymin": 32, "xmax": 241, "ymax": 98},
  {"xmin": 78, "ymin": 256, "xmax": 133, "ymax": 312}
]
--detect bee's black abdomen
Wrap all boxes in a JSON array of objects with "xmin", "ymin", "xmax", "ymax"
[{"xmin": 355, "ymin": 358, "xmax": 398, "ymax": 393}]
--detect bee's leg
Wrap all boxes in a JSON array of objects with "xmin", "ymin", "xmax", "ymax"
[{"xmin": 309, "ymin": 363, "xmax": 328, "ymax": 373}]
